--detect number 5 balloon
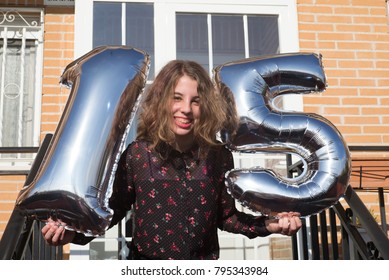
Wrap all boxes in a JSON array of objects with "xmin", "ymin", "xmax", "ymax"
[
  {"xmin": 214, "ymin": 53, "xmax": 351, "ymax": 217},
  {"xmin": 15, "ymin": 46, "xmax": 150, "ymax": 236}
]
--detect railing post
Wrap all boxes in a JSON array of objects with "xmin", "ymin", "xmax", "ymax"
[
  {"xmin": 378, "ymin": 187, "xmax": 388, "ymax": 235},
  {"xmin": 319, "ymin": 211, "xmax": 329, "ymax": 259},
  {"xmin": 329, "ymin": 208, "xmax": 339, "ymax": 259},
  {"xmin": 310, "ymin": 215, "xmax": 320, "ymax": 259}
]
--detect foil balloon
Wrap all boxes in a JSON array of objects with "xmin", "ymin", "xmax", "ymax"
[
  {"xmin": 16, "ymin": 46, "xmax": 150, "ymax": 236},
  {"xmin": 214, "ymin": 53, "xmax": 351, "ymax": 217}
]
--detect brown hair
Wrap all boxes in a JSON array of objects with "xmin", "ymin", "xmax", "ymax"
[{"xmin": 137, "ymin": 60, "xmax": 229, "ymax": 158}]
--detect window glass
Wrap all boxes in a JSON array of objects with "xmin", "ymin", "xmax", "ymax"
[
  {"xmin": 93, "ymin": 3, "xmax": 122, "ymax": 47},
  {"xmin": 0, "ymin": 41, "xmax": 36, "ymax": 148},
  {"xmin": 126, "ymin": 3, "xmax": 154, "ymax": 78},
  {"xmin": 93, "ymin": 2, "xmax": 155, "ymax": 78},
  {"xmin": 176, "ymin": 14, "xmax": 209, "ymax": 70},
  {"xmin": 248, "ymin": 15, "xmax": 279, "ymax": 56},
  {"xmin": 212, "ymin": 14, "xmax": 245, "ymax": 67}
]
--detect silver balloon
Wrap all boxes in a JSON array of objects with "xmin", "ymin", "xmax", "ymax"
[
  {"xmin": 16, "ymin": 46, "xmax": 150, "ymax": 236},
  {"xmin": 214, "ymin": 53, "xmax": 351, "ymax": 217}
]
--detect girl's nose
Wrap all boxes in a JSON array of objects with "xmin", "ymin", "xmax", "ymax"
[{"xmin": 180, "ymin": 100, "xmax": 192, "ymax": 113}]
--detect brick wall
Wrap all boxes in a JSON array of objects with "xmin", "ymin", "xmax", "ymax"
[
  {"xmin": 269, "ymin": 237, "xmax": 294, "ymax": 260},
  {"xmin": 0, "ymin": 175, "xmax": 26, "ymax": 234},
  {"xmin": 41, "ymin": 8, "xmax": 74, "ymax": 137},
  {"xmin": 298, "ymin": 0, "xmax": 389, "ymax": 145}
]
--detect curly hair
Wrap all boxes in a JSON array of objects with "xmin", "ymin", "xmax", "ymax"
[{"xmin": 136, "ymin": 60, "xmax": 229, "ymax": 158}]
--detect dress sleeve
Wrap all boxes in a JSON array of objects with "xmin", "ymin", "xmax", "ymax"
[
  {"xmin": 217, "ymin": 147, "xmax": 271, "ymax": 238},
  {"xmin": 72, "ymin": 143, "xmax": 136, "ymax": 245}
]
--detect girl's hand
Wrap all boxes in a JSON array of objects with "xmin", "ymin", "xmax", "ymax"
[
  {"xmin": 41, "ymin": 218, "xmax": 76, "ymax": 246},
  {"xmin": 265, "ymin": 212, "xmax": 302, "ymax": 236}
]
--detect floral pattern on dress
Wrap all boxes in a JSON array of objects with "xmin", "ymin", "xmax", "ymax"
[{"xmin": 107, "ymin": 140, "xmax": 270, "ymax": 260}]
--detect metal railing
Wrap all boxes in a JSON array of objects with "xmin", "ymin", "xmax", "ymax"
[
  {"xmin": 291, "ymin": 187, "xmax": 388, "ymax": 260},
  {"xmin": 0, "ymin": 134, "xmax": 63, "ymax": 260}
]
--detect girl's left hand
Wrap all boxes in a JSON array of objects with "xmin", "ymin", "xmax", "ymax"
[{"xmin": 265, "ymin": 212, "xmax": 302, "ymax": 236}]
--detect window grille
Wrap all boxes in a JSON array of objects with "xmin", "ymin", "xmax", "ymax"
[{"xmin": 0, "ymin": 8, "xmax": 44, "ymax": 168}]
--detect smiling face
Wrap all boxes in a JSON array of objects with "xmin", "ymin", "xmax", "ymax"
[{"xmin": 170, "ymin": 74, "xmax": 200, "ymax": 151}]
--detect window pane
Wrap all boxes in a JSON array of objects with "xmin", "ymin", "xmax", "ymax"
[
  {"xmin": 22, "ymin": 42, "xmax": 37, "ymax": 147},
  {"xmin": 248, "ymin": 15, "xmax": 279, "ymax": 56},
  {"xmin": 0, "ymin": 40, "xmax": 36, "ymax": 149},
  {"xmin": 93, "ymin": 3, "xmax": 122, "ymax": 47},
  {"xmin": 176, "ymin": 14, "xmax": 209, "ymax": 71},
  {"xmin": 93, "ymin": 3, "xmax": 154, "ymax": 79},
  {"xmin": 126, "ymin": 3, "xmax": 155, "ymax": 78},
  {"xmin": 212, "ymin": 15, "xmax": 245, "ymax": 67}
]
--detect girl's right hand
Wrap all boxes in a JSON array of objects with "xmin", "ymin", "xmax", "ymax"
[{"xmin": 41, "ymin": 218, "xmax": 76, "ymax": 246}]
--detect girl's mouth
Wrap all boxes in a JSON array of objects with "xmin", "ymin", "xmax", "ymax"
[{"xmin": 175, "ymin": 117, "xmax": 192, "ymax": 129}]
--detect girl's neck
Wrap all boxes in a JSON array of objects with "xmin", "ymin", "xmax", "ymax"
[{"xmin": 173, "ymin": 135, "xmax": 195, "ymax": 153}]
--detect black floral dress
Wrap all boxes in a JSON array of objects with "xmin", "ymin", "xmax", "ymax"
[{"xmin": 106, "ymin": 140, "xmax": 270, "ymax": 260}]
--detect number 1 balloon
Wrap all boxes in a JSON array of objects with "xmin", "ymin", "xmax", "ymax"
[
  {"xmin": 16, "ymin": 46, "xmax": 150, "ymax": 236},
  {"xmin": 214, "ymin": 53, "xmax": 351, "ymax": 217}
]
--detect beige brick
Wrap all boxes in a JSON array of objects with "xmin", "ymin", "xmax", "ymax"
[
  {"xmin": 342, "ymin": 98, "xmax": 379, "ymax": 106},
  {"xmin": 344, "ymin": 134, "xmax": 382, "ymax": 144}
]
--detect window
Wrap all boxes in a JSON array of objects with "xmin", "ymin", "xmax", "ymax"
[{"xmin": 0, "ymin": 8, "xmax": 44, "ymax": 165}]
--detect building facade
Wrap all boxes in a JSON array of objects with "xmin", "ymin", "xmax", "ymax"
[{"xmin": 1, "ymin": 0, "xmax": 388, "ymax": 260}]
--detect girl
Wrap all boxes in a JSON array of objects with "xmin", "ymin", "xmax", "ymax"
[{"xmin": 43, "ymin": 60, "xmax": 301, "ymax": 260}]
